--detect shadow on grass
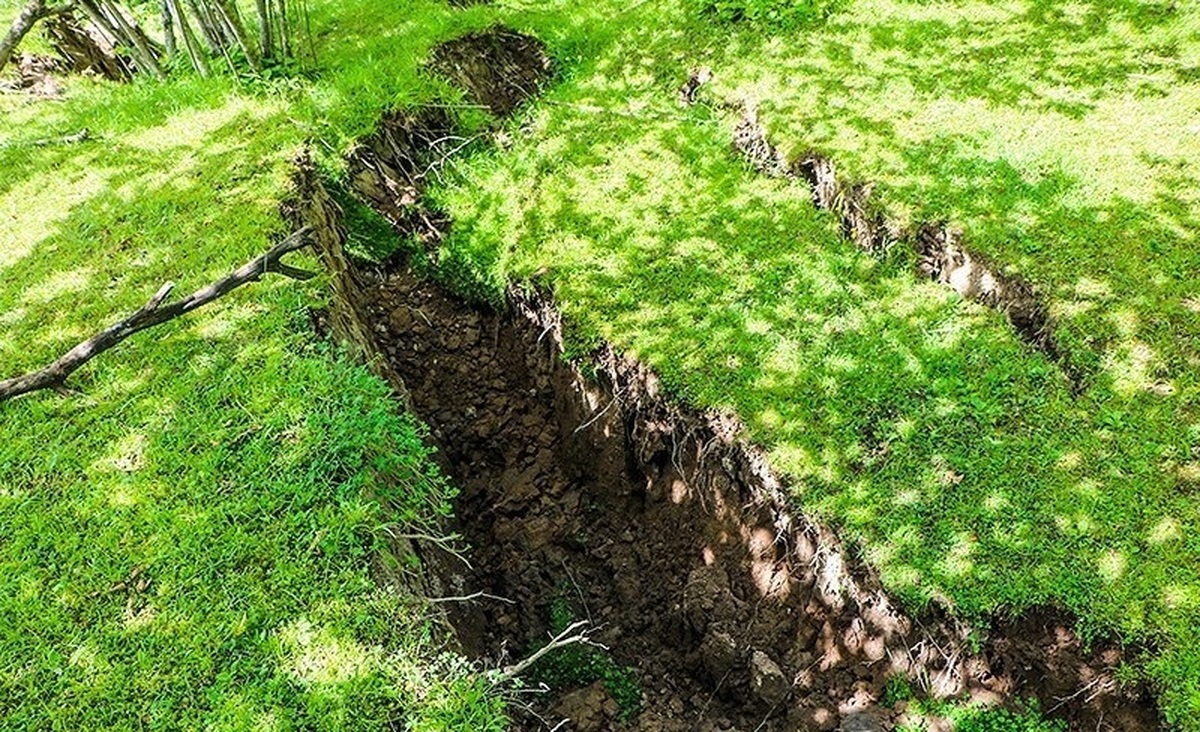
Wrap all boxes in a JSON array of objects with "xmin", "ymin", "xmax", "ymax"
[{"xmin": 436, "ymin": 1, "xmax": 1200, "ymax": 722}]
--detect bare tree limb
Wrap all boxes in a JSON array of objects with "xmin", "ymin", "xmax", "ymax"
[
  {"xmin": 0, "ymin": 228, "xmax": 315, "ymax": 404},
  {"xmin": 426, "ymin": 592, "xmax": 516, "ymax": 605},
  {"xmin": 490, "ymin": 621, "xmax": 603, "ymax": 686}
]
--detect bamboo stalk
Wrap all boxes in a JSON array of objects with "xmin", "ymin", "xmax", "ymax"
[
  {"xmin": 97, "ymin": 0, "xmax": 164, "ymax": 77},
  {"xmin": 254, "ymin": 0, "xmax": 270, "ymax": 61},
  {"xmin": 167, "ymin": 0, "xmax": 206, "ymax": 75},
  {"xmin": 211, "ymin": 0, "xmax": 258, "ymax": 71},
  {"xmin": 160, "ymin": 0, "xmax": 176, "ymax": 58}
]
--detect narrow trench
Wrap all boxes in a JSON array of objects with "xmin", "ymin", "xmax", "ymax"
[
  {"xmin": 347, "ymin": 266, "xmax": 1159, "ymax": 732},
  {"xmin": 297, "ymin": 25, "xmax": 1163, "ymax": 731},
  {"xmin": 726, "ymin": 103, "xmax": 1086, "ymax": 391}
]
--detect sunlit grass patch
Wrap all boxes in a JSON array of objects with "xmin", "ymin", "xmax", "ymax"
[
  {"xmin": 433, "ymin": 0, "xmax": 1200, "ymax": 725},
  {"xmin": 0, "ymin": 1, "xmax": 507, "ymax": 728},
  {"xmin": 2, "ymin": 0, "xmax": 1199, "ymax": 726}
]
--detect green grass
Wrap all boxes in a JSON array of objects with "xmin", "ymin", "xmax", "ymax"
[
  {"xmin": 528, "ymin": 594, "xmax": 642, "ymax": 721},
  {"xmin": 3, "ymin": 0, "xmax": 1200, "ymax": 727},
  {"xmin": 0, "ymin": 1, "xmax": 512, "ymax": 729},
  {"xmin": 429, "ymin": 0, "xmax": 1200, "ymax": 725}
]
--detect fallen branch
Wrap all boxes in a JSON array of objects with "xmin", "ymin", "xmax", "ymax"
[
  {"xmin": 489, "ymin": 621, "xmax": 602, "ymax": 687},
  {"xmin": 0, "ymin": 227, "xmax": 315, "ymax": 403},
  {"xmin": 31, "ymin": 128, "xmax": 90, "ymax": 146}
]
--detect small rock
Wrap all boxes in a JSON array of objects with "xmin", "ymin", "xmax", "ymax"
[
  {"xmin": 749, "ymin": 650, "xmax": 790, "ymax": 706},
  {"xmin": 551, "ymin": 682, "xmax": 614, "ymax": 732},
  {"xmin": 682, "ymin": 566, "xmax": 738, "ymax": 632},
  {"xmin": 790, "ymin": 703, "xmax": 838, "ymax": 732},
  {"xmin": 700, "ymin": 625, "xmax": 741, "ymax": 681},
  {"xmin": 840, "ymin": 710, "xmax": 886, "ymax": 732}
]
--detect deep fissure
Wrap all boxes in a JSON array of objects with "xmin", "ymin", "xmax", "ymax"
[
  {"xmin": 348, "ymin": 263, "xmax": 1158, "ymax": 732},
  {"xmin": 725, "ymin": 102, "xmax": 1086, "ymax": 391},
  {"xmin": 296, "ymin": 25, "xmax": 1162, "ymax": 731}
]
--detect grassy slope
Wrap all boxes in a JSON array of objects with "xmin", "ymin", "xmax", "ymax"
[
  {"xmin": 0, "ymin": 2, "xmax": 509, "ymax": 729},
  {"xmin": 2, "ymin": 0, "xmax": 1198, "ymax": 727},
  {"xmin": 434, "ymin": 0, "xmax": 1200, "ymax": 725}
]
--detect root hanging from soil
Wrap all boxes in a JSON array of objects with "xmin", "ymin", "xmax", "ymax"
[
  {"xmin": 428, "ymin": 26, "xmax": 553, "ymax": 118},
  {"xmin": 345, "ymin": 107, "xmax": 459, "ymax": 249}
]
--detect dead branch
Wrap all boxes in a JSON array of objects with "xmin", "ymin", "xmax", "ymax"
[
  {"xmin": 31, "ymin": 128, "xmax": 89, "ymax": 146},
  {"xmin": 0, "ymin": 227, "xmax": 315, "ymax": 404},
  {"xmin": 426, "ymin": 591, "xmax": 516, "ymax": 605},
  {"xmin": 490, "ymin": 621, "xmax": 602, "ymax": 686},
  {"xmin": 380, "ymin": 526, "xmax": 472, "ymax": 568}
]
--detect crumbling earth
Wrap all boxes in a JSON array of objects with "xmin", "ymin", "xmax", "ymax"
[
  {"xmin": 320, "ymin": 22, "xmax": 1162, "ymax": 732},
  {"xmin": 347, "ymin": 265, "xmax": 1159, "ymax": 732}
]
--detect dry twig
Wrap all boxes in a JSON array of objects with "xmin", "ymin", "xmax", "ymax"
[
  {"xmin": 490, "ymin": 621, "xmax": 601, "ymax": 686},
  {"xmin": 0, "ymin": 228, "xmax": 314, "ymax": 403}
]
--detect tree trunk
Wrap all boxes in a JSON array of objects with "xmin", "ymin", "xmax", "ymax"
[
  {"xmin": 95, "ymin": 0, "xmax": 163, "ymax": 77},
  {"xmin": 0, "ymin": 0, "xmax": 53, "ymax": 74},
  {"xmin": 211, "ymin": 0, "xmax": 258, "ymax": 71},
  {"xmin": 274, "ymin": 0, "xmax": 287, "ymax": 61},
  {"xmin": 183, "ymin": 0, "xmax": 222, "ymax": 55},
  {"xmin": 254, "ymin": 0, "xmax": 270, "ymax": 61},
  {"xmin": 160, "ymin": 0, "xmax": 175, "ymax": 58},
  {"xmin": 166, "ymin": 0, "xmax": 206, "ymax": 76}
]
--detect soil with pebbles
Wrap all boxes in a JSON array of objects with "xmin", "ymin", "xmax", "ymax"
[
  {"xmin": 319, "ymin": 22, "xmax": 1162, "ymax": 732},
  {"xmin": 346, "ymin": 265, "xmax": 1160, "ymax": 732}
]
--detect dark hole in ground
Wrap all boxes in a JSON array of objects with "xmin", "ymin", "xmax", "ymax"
[{"xmin": 427, "ymin": 26, "xmax": 554, "ymax": 118}]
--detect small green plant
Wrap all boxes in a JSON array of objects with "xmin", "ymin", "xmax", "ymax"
[
  {"xmin": 528, "ymin": 594, "xmax": 643, "ymax": 721},
  {"xmin": 881, "ymin": 673, "xmax": 915, "ymax": 707},
  {"xmin": 411, "ymin": 670, "xmax": 508, "ymax": 732},
  {"xmin": 698, "ymin": 0, "xmax": 842, "ymax": 27},
  {"xmin": 950, "ymin": 700, "xmax": 1066, "ymax": 732},
  {"xmin": 903, "ymin": 696, "xmax": 1064, "ymax": 732}
]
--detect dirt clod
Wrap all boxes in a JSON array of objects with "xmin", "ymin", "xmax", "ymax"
[
  {"xmin": 841, "ymin": 710, "xmax": 886, "ymax": 732},
  {"xmin": 345, "ymin": 108, "xmax": 456, "ymax": 247},
  {"xmin": 749, "ymin": 650, "xmax": 790, "ymax": 706},
  {"xmin": 554, "ymin": 682, "xmax": 620, "ymax": 731}
]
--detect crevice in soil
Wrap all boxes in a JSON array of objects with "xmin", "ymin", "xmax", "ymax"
[
  {"xmin": 353, "ymin": 266, "xmax": 1159, "ymax": 732},
  {"xmin": 295, "ymin": 29, "xmax": 1161, "ymax": 732},
  {"xmin": 428, "ymin": 26, "xmax": 554, "ymax": 118},
  {"xmin": 727, "ymin": 102, "xmax": 1084, "ymax": 391}
]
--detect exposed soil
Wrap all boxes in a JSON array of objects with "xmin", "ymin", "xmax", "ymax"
[
  {"xmin": 428, "ymin": 26, "xmax": 553, "ymax": 118},
  {"xmin": 728, "ymin": 102, "xmax": 1083, "ymax": 390},
  {"xmin": 0, "ymin": 53, "xmax": 65, "ymax": 97},
  {"xmin": 302, "ymin": 24, "xmax": 1163, "ymax": 732},
  {"xmin": 348, "ymin": 265, "xmax": 1159, "ymax": 732},
  {"xmin": 346, "ymin": 107, "xmax": 458, "ymax": 248}
]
